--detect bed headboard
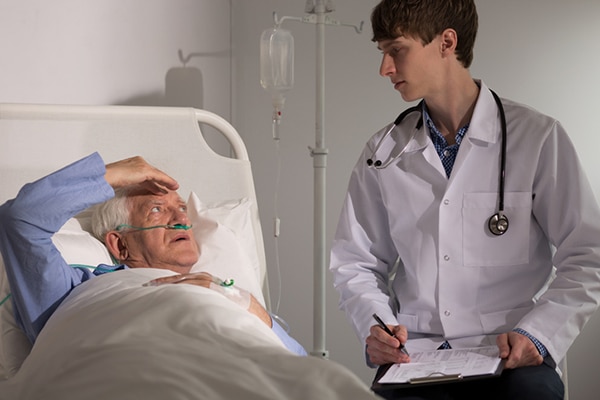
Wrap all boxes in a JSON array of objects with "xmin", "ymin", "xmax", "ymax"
[{"xmin": 0, "ymin": 103, "xmax": 270, "ymax": 307}]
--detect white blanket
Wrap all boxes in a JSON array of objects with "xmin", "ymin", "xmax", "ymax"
[{"xmin": 0, "ymin": 269, "xmax": 380, "ymax": 400}]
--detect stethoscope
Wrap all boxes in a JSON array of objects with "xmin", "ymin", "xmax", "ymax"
[{"xmin": 366, "ymin": 89, "xmax": 509, "ymax": 236}]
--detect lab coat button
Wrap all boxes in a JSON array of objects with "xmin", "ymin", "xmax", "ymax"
[
  {"xmin": 443, "ymin": 199, "xmax": 450, "ymax": 205},
  {"xmin": 444, "ymin": 310, "xmax": 451, "ymax": 317},
  {"xmin": 444, "ymin": 255, "xmax": 450, "ymax": 261}
]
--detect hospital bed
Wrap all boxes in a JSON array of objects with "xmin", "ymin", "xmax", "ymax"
[{"xmin": 0, "ymin": 103, "xmax": 380, "ymax": 400}]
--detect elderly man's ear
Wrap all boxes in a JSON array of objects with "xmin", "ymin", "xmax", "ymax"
[{"xmin": 105, "ymin": 232, "xmax": 128, "ymax": 262}]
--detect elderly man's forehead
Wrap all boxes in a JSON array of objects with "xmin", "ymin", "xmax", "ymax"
[{"xmin": 128, "ymin": 190, "xmax": 185, "ymax": 207}]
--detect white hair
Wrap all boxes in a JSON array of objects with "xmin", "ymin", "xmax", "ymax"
[{"xmin": 91, "ymin": 188, "xmax": 131, "ymax": 243}]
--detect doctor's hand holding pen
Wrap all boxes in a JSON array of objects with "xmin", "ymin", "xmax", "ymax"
[{"xmin": 366, "ymin": 314, "xmax": 411, "ymax": 366}]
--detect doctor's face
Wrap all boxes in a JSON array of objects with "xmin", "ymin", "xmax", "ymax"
[
  {"xmin": 118, "ymin": 190, "xmax": 199, "ymax": 274},
  {"xmin": 378, "ymin": 34, "xmax": 444, "ymax": 102}
]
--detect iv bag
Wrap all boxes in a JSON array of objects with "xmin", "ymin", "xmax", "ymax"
[{"xmin": 260, "ymin": 27, "xmax": 294, "ymax": 108}]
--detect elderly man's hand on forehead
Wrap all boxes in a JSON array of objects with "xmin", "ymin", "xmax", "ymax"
[{"xmin": 104, "ymin": 156, "xmax": 179, "ymax": 195}]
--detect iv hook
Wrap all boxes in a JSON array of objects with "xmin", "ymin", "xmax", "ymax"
[{"xmin": 272, "ymin": 11, "xmax": 363, "ymax": 34}]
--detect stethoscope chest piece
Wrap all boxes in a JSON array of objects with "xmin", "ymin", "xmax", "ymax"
[{"xmin": 488, "ymin": 213, "xmax": 509, "ymax": 236}]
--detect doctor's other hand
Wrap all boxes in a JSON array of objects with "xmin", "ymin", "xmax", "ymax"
[
  {"xmin": 366, "ymin": 323, "xmax": 410, "ymax": 366},
  {"xmin": 497, "ymin": 331, "xmax": 544, "ymax": 369},
  {"xmin": 105, "ymin": 156, "xmax": 179, "ymax": 194}
]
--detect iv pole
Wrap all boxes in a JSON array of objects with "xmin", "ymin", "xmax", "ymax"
[{"xmin": 272, "ymin": 0, "xmax": 362, "ymax": 359}]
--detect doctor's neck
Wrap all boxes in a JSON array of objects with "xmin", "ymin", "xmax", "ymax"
[{"xmin": 424, "ymin": 79, "xmax": 480, "ymax": 138}]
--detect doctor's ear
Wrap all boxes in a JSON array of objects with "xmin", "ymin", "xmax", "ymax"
[{"xmin": 440, "ymin": 28, "xmax": 458, "ymax": 54}]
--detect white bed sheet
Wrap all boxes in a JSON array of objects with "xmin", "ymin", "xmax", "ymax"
[{"xmin": 0, "ymin": 268, "xmax": 380, "ymax": 400}]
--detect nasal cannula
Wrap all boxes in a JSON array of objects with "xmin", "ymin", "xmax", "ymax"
[{"xmin": 115, "ymin": 224, "xmax": 193, "ymax": 231}]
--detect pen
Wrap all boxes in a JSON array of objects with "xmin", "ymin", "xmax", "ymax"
[{"xmin": 372, "ymin": 313, "xmax": 410, "ymax": 356}]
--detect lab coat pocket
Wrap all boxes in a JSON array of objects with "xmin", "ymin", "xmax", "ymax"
[{"xmin": 463, "ymin": 192, "xmax": 532, "ymax": 267}]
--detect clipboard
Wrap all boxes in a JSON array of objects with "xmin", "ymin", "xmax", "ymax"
[
  {"xmin": 371, "ymin": 361, "xmax": 504, "ymax": 398},
  {"xmin": 371, "ymin": 347, "xmax": 504, "ymax": 394}
]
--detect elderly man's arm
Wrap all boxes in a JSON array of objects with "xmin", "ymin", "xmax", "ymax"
[{"xmin": 0, "ymin": 153, "xmax": 114, "ymax": 343}]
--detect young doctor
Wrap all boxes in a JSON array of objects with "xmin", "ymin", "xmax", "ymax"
[{"xmin": 329, "ymin": 0, "xmax": 600, "ymax": 399}]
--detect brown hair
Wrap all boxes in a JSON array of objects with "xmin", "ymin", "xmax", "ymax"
[{"xmin": 371, "ymin": 0, "xmax": 478, "ymax": 67}]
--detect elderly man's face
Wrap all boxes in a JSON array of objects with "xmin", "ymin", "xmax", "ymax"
[{"xmin": 118, "ymin": 190, "xmax": 199, "ymax": 273}]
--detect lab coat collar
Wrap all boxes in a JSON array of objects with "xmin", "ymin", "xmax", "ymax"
[
  {"xmin": 404, "ymin": 80, "xmax": 501, "ymax": 151},
  {"xmin": 384, "ymin": 80, "xmax": 501, "ymax": 162},
  {"xmin": 467, "ymin": 80, "xmax": 502, "ymax": 145}
]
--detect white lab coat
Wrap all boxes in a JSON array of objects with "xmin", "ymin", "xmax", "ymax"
[{"xmin": 330, "ymin": 81, "xmax": 600, "ymax": 365}]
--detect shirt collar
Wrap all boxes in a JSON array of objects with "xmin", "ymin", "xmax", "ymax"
[{"xmin": 422, "ymin": 104, "xmax": 470, "ymax": 148}]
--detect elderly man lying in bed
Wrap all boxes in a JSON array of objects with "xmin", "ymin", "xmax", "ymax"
[{"xmin": 0, "ymin": 152, "xmax": 305, "ymax": 355}]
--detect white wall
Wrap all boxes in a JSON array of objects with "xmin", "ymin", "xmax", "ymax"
[
  {"xmin": 0, "ymin": 0, "xmax": 231, "ymax": 116},
  {"xmin": 232, "ymin": 1, "xmax": 600, "ymax": 399},
  {"xmin": 0, "ymin": 0, "xmax": 233, "ymax": 154}
]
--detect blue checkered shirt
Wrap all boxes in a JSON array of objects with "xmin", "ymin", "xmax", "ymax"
[
  {"xmin": 423, "ymin": 105, "xmax": 469, "ymax": 178},
  {"xmin": 513, "ymin": 328, "xmax": 549, "ymax": 357}
]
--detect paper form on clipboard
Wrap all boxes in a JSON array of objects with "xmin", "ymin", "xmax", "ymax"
[{"xmin": 377, "ymin": 346, "xmax": 503, "ymax": 384}]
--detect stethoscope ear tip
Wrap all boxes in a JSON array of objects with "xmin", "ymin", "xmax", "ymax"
[{"xmin": 366, "ymin": 158, "xmax": 383, "ymax": 167}]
